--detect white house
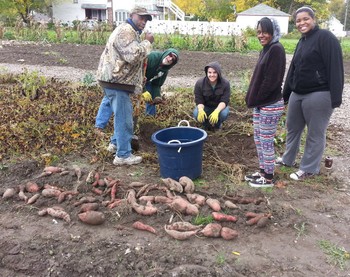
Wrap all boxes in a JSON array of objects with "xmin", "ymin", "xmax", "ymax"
[
  {"xmin": 236, "ymin": 4, "xmax": 290, "ymax": 35},
  {"xmin": 51, "ymin": 0, "xmax": 184, "ymax": 25},
  {"xmin": 324, "ymin": 16, "xmax": 346, "ymax": 37}
]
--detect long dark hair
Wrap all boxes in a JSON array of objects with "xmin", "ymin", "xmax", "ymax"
[{"xmin": 257, "ymin": 17, "xmax": 273, "ymax": 36}]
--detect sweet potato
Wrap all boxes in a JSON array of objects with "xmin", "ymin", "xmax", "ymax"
[
  {"xmin": 164, "ymin": 225, "xmax": 198, "ymax": 240},
  {"xmin": 57, "ymin": 190, "xmax": 78, "ymax": 203},
  {"xmin": 132, "ymin": 221, "xmax": 157, "ymax": 234},
  {"xmin": 168, "ymin": 197, "xmax": 190, "ymax": 213},
  {"xmin": 212, "ymin": 212, "xmax": 238, "ymax": 222},
  {"xmin": 154, "ymin": 195, "xmax": 173, "ymax": 204},
  {"xmin": 27, "ymin": 193, "xmax": 40, "ymax": 204},
  {"xmin": 245, "ymin": 211, "xmax": 261, "ymax": 218},
  {"xmin": 47, "ymin": 207, "xmax": 71, "ymax": 223},
  {"xmin": 138, "ymin": 195, "xmax": 155, "ymax": 203},
  {"xmin": 2, "ymin": 188, "xmax": 16, "ymax": 199},
  {"xmin": 179, "ymin": 176, "xmax": 195, "ymax": 193},
  {"xmin": 246, "ymin": 214, "xmax": 265, "ymax": 226},
  {"xmin": 43, "ymin": 184, "xmax": 64, "ymax": 191},
  {"xmin": 206, "ymin": 198, "xmax": 221, "ymax": 211},
  {"xmin": 38, "ymin": 208, "xmax": 48, "ymax": 216},
  {"xmin": 161, "ymin": 178, "xmax": 183, "ymax": 193},
  {"xmin": 78, "ymin": 211, "xmax": 105, "ymax": 225},
  {"xmin": 200, "ymin": 223, "xmax": 222, "ymax": 238},
  {"xmin": 167, "ymin": 221, "xmax": 202, "ymax": 231},
  {"xmin": 220, "ymin": 227, "xmax": 238, "ymax": 240},
  {"xmin": 73, "ymin": 196, "xmax": 97, "ymax": 206},
  {"xmin": 44, "ymin": 166, "xmax": 64, "ymax": 173},
  {"xmin": 25, "ymin": 181, "xmax": 40, "ymax": 193},
  {"xmin": 186, "ymin": 193, "xmax": 206, "ymax": 205},
  {"xmin": 79, "ymin": 202, "xmax": 99, "ymax": 213},
  {"xmin": 18, "ymin": 191, "xmax": 28, "ymax": 202},
  {"xmin": 132, "ymin": 203, "xmax": 158, "ymax": 216},
  {"xmin": 224, "ymin": 200, "xmax": 239, "ymax": 209},
  {"xmin": 128, "ymin": 181, "xmax": 145, "ymax": 187},
  {"xmin": 110, "ymin": 183, "xmax": 118, "ymax": 202},
  {"xmin": 42, "ymin": 188, "xmax": 61, "ymax": 197},
  {"xmin": 107, "ymin": 199, "xmax": 125, "ymax": 209},
  {"xmin": 185, "ymin": 203, "xmax": 199, "ymax": 215}
]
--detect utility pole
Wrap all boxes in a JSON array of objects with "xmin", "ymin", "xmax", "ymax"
[{"xmin": 345, "ymin": 0, "xmax": 349, "ymax": 31}]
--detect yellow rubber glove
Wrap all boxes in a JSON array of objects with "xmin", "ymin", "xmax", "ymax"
[
  {"xmin": 142, "ymin": 91, "xmax": 152, "ymax": 102},
  {"xmin": 197, "ymin": 108, "xmax": 207, "ymax": 123},
  {"xmin": 209, "ymin": 109, "xmax": 220, "ymax": 125}
]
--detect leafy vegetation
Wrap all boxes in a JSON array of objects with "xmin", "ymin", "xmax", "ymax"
[{"xmin": 318, "ymin": 240, "xmax": 350, "ymax": 270}]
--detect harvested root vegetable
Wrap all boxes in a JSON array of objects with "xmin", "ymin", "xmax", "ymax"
[
  {"xmin": 43, "ymin": 184, "xmax": 64, "ymax": 191},
  {"xmin": 154, "ymin": 196, "xmax": 173, "ymax": 204},
  {"xmin": 206, "ymin": 198, "xmax": 221, "ymax": 211},
  {"xmin": 164, "ymin": 225, "xmax": 198, "ymax": 240},
  {"xmin": 38, "ymin": 208, "xmax": 48, "ymax": 216},
  {"xmin": 161, "ymin": 178, "xmax": 183, "ymax": 193},
  {"xmin": 79, "ymin": 202, "xmax": 99, "ymax": 213},
  {"xmin": 132, "ymin": 203, "xmax": 158, "ymax": 216},
  {"xmin": 73, "ymin": 196, "xmax": 97, "ymax": 206},
  {"xmin": 212, "ymin": 212, "xmax": 238, "ymax": 222},
  {"xmin": 42, "ymin": 188, "xmax": 61, "ymax": 197},
  {"xmin": 220, "ymin": 227, "xmax": 238, "ymax": 240},
  {"xmin": 257, "ymin": 216, "xmax": 270, "ymax": 228},
  {"xmin": 246, "ymin": 213, "xmax": 265, "ymax": 226},
  {"xmin": 44, "ymin": 166, "xmax": 64, "ymax": 173},
  {"xmin": 128, "ymin": 181, "xmax": 145, "ymax": 187},
  {"xmin": 132, "ymin": 221, "xmax": 157, "ymax": 234},
  {"xmin": 245, "ymin": 212, "xmax": 260, "ymax": 218},
  {"xmin": 36, "ymin": 171, "xmax": 52, "ymax": 178},
  {"xmin": 85, "ymin": 170, "xmax": 95, "ymax": 184},
  {"xmin": 138, "ymin": 195, "xmax": 155, "ymax": 203},
  {"xmin": 47, "ymin": 208, "xmax": 71, "ymax": 223},
  {"xmin": 185, "ymin": 203, "xmax": 199, "ymax": 215},
  {"xmin": 78, "ymin": 211, "xmax": 105, "ymax": 225},
  {"xmin": 18, "ymin": 191, "xmax": 28, "ymax": 202},
  {"xmin": 167, "ymin": 221, "xmax": 202, "ymax": 231},
  {"xmin": 168, "ymin": 197, "xmax": 190, "ymax": 213},
  {"xmin": 58, "ymin": 190, "xmax": 78, "ymax": 203},
  {"xmin": 2, "ymin": 188, "xmax": 16, "ymax": 199},
  {"xmin": 136, "ymin": 184, "xmax": 159, "ymax": 198},
  {"xmin": 110, "ymin": 183, "xmax": 118, "ymax": 202},
  {"xmin": 199, "ymin": 223, "xmax": 222, "ymax": 238},
  {"xmin": 25, "ymin": 181, "xmax": 40, "ymax": 193},
  {"xmin": 224, "ymin": 200, "xmax": 239, "ymax": 209},
  {"xmin": 92, "ymin": 188, "xmax": 103, "ymax": 195},
  {"xmin": 186, "ymin": 193, "xmax": 206, "ymax": 206},
  {"xmin": 179, "ymin": 176, "xmax": 195, "ymax": 193},
  {"xmin": 107, "ymin": 199, "xmax": 125, "ymax": 209},
  {"xmin": 27, "ymin": 193, "xmax": 40, "ymax": 204}
]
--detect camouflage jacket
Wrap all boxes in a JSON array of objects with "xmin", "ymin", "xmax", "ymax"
[{"xmin": 96, "ymin": 21, "xmax": 152, "ymax": 94}]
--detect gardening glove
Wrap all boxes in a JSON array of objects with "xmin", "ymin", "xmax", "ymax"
[
  {"xmin": 209, "ymin": 109, "xmax": 220, "ymax": 125},
  {"xmin": 142, "ymin": 91, "xmax": 152, "ymax": 102},
  {"xmin": 197, "ymin": 108, "xmax": 207, "ymax": 123}
]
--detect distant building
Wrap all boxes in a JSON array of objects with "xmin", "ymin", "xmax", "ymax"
[
  {"xmin": 323, "ymin": 16, "xmax": 346, "ymax": 38},
  {"xmin": 236, "ymin": 4, "xmax": 290, "ymax": 34}
]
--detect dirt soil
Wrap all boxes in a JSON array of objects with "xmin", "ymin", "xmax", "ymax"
[{"xmin": 1, "ymin": 42, "xmax": 350, "ymax": 277}]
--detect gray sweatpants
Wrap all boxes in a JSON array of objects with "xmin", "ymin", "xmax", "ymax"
[{"xmin": 282, "ymin": 91, "xmax": 333, "ymax": 174}]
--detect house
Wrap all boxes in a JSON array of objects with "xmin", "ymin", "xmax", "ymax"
[
  {"xmin": 51, "ymin": 0, "xmax": 184, "ymax": 25},
  {"xmin": 323, "ymin": 16, "xmax": 346, "ymax": 38},
  {"xmin": 236, "ymin": 4, "xmax": 290, "ymax": 34}
]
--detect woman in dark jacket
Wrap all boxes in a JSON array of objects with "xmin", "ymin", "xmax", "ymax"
[
  {"xmin": 276, "ymin": 7, "xmax": 344, "ymax": 181},
  {"xmin": 193, "ymin": 61, "xmax": 231, "ymax": 130},
  {"xmin": 244, "ymin": 17, "xmax": 286, "ymax": 188}
]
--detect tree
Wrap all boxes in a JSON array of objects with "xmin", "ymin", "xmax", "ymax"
[{"xmin": 0, "ymin": 0, "xmax": 67, "ymax": 24}]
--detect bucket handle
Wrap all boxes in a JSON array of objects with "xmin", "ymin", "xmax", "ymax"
[
  {"xmin": 168, "ymin": 139, "xmax": 182, "ymax": 153},
  {"xmin": 177, "ymin": 120, "xmax": 190, "ymax": 127}
]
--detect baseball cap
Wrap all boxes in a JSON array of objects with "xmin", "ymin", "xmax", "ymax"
[{"xmin": 131, "ymin": 6, "xmax": 152, "ymax": 21}]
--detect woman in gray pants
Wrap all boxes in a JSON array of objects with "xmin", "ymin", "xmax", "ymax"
[{"xmin": 278, "ymin": 6, "xmax": 344, "ymax": 180}]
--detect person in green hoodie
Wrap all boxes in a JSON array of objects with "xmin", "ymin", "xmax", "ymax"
[
  {"xmin": 142, "ymin": 48, "xmax": 179, "ymax": 115},
  {"xmin": 94, "ymin": 48, "xmax": 179, "ymax": 152}
]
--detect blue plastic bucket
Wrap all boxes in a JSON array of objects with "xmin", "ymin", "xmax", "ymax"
[{"xmin": 151, "ymin": 121, "xmax": 207, "ymax": 180}]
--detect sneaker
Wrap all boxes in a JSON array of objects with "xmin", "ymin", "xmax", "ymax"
[
  {"xmin": 244, "ymin": 171, "xmax": 263, "ymax": 182},
  {"xmin": 113, "ymin": 154, "xmax": 142, "ymax": 165},
  {"xmin": 275, "ymin": 157, "xmax": 297, "ymax": 167},
  {"xmin": 290, "ymin": 170, "xmax": 314, "ymax": 181},
  {"xmin": 107, "ymin": 143, "xmax": 117, "ymax": 153},
  {"xmin": 249, "ymin": 177, "xmax": 274, "ymax": 188}
]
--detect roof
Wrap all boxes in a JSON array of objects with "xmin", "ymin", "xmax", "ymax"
[{"xmin": 237, "ymin": 4, "xmax": 290, "ymax": 17}]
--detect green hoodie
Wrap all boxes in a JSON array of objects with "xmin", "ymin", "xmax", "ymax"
[{"xmin": 145, "ymin": 48, "xmax": 179, "ymax": 98}]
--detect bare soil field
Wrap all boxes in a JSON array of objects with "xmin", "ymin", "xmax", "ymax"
[{"xmin": 0, "ymin": 41, "xmax": 350, "ymax": 277}]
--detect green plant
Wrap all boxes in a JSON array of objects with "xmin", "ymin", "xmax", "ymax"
[
  {"xmin": 16, "ymin": 69, "xmax": 46, "ymax": 100},
  {"xmin": 82, "ymin": 72, "xmax": 96, "ymax": 86},
  {"xmin": 294, "ymin": 222, "xmax": 307, "ymax": 240},
  {"xmin": 192, "ymin": 214, "xmax": 213, "ymax": 225},
  {"xmin": 318, "ymin": 240, "xmax": 350, "ymax": 270},
  {"xmin": 216, "ymin": 252, "xmax": 226, "ymax": 265}
]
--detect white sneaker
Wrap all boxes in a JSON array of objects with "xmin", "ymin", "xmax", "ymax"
[
  {"xmin": 290, "ymin": 170, "xmax": 314, "ymax": 181},
  {"xmin": 113, "ymin": 154, "xmax": 142, "ymax": 165},
  {"xmin": 107, "ymin": 143, "xmax": 117, "ymax": 153}
]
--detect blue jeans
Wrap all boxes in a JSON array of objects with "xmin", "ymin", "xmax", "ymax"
[
  {"xmin": 193, "ymin": 106, "xmax": 230, "ymax": 128},
  {"xmin": 104, "ymin": 88, "xmax": 133, "ymax": 158},
  {"xmin": 95, "ymin": 95, "xmax": 113, "ymax": 129}
]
